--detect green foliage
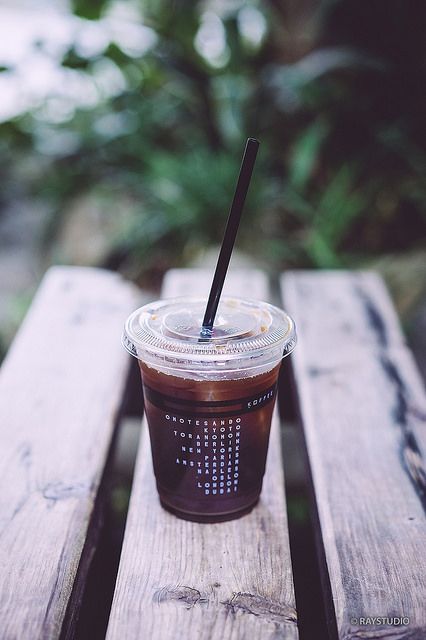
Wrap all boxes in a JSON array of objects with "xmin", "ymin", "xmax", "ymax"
[
  {"xmin": 289, "ymin": 119, "xmax": 330, "ymax": 191},
  {"xmin": 1, "ymin": 0, "xmax": 425, "ymax": 282},
  {"xmin": 61, "ymin": 48, "xmax": 92, "ymax": 70},
  {"xmin": 71, "ymin": 0, "xmax": 107, "ymax": 20}
]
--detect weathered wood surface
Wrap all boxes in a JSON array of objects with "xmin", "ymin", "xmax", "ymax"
[
  {"xmin": 107, "ymin": 269, "xmax": 298, "ymax": 640},
  {"xmin": 0, "ymin": 267, "xmax": 138, "ymax": 639},
  {"xmin": 282, "ymin": 271, "xmax": 426, "ymax": 640}
]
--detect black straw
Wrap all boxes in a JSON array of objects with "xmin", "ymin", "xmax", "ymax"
[{"xmin": 201, "ymin": 138, "xmax": 259, "ymax": 338}]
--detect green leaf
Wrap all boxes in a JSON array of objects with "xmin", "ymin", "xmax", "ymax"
[
  {"xmin": 305, "ymin": 231, "xmax": 341, "ymax": 268},
  {"xmin": 315, "ymin": 165, "xmax": 366, "ymax": 247},
  {"xmin": 289, "ymin": 119, "xmax": 329, "ymax": 190}
]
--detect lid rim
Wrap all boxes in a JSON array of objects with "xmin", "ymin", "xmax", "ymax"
[{"xmin": 123, "ymin": 296, "xmax": 296, "ymax": 362}]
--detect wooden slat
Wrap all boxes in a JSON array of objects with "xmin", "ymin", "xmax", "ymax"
[
  {"xmin": 0, "ymin": 266, "xmax": 139, "ymax": 639},
  {"xmin": 281, "ymin": 270, "xmax": 426, "ymax": 639},
  {"xmin": 107, "ymin": 269, "xmax": 298, "ymax": 640}
]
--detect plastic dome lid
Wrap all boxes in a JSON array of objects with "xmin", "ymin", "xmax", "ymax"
[{"xmin": 122, "ymin": 297, "xmax": 296, "ymax": 366}]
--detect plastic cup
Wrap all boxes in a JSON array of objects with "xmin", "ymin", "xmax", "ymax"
[{"xmin": 122, "ymin": 296, "xmax": 296, "ymax": 523}]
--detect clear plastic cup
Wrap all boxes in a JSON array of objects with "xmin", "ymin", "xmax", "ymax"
[{"xmin": 122, "ymin": 296, "xmax": 296, "ymax": 522}]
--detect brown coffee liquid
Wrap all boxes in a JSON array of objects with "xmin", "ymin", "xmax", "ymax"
[{"xmin": 139, "ymin": 362, "xmax": 280, "ymax": 523}]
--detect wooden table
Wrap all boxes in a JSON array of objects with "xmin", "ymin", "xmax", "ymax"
[{"xmin": 0, "ymin": 267, "xmax": 425, "ymax": 640}]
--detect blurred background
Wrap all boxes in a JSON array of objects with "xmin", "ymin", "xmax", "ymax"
[
  {"xmin": 1, "ymin": 3, "xmax": 425, "ymax": 635},
  {"xmin": 1, "ymin": 0, "xmax": 426, "ymax": 366}
]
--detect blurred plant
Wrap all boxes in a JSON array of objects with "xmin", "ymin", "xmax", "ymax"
[{"xmin": 1, "ymin": 0, "xmax": 425, "ymax": 285}]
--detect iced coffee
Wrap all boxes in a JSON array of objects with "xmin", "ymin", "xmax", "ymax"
[{"xmin": 122, "ymin": 297, "xmax": 296, "ymax": 522}]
